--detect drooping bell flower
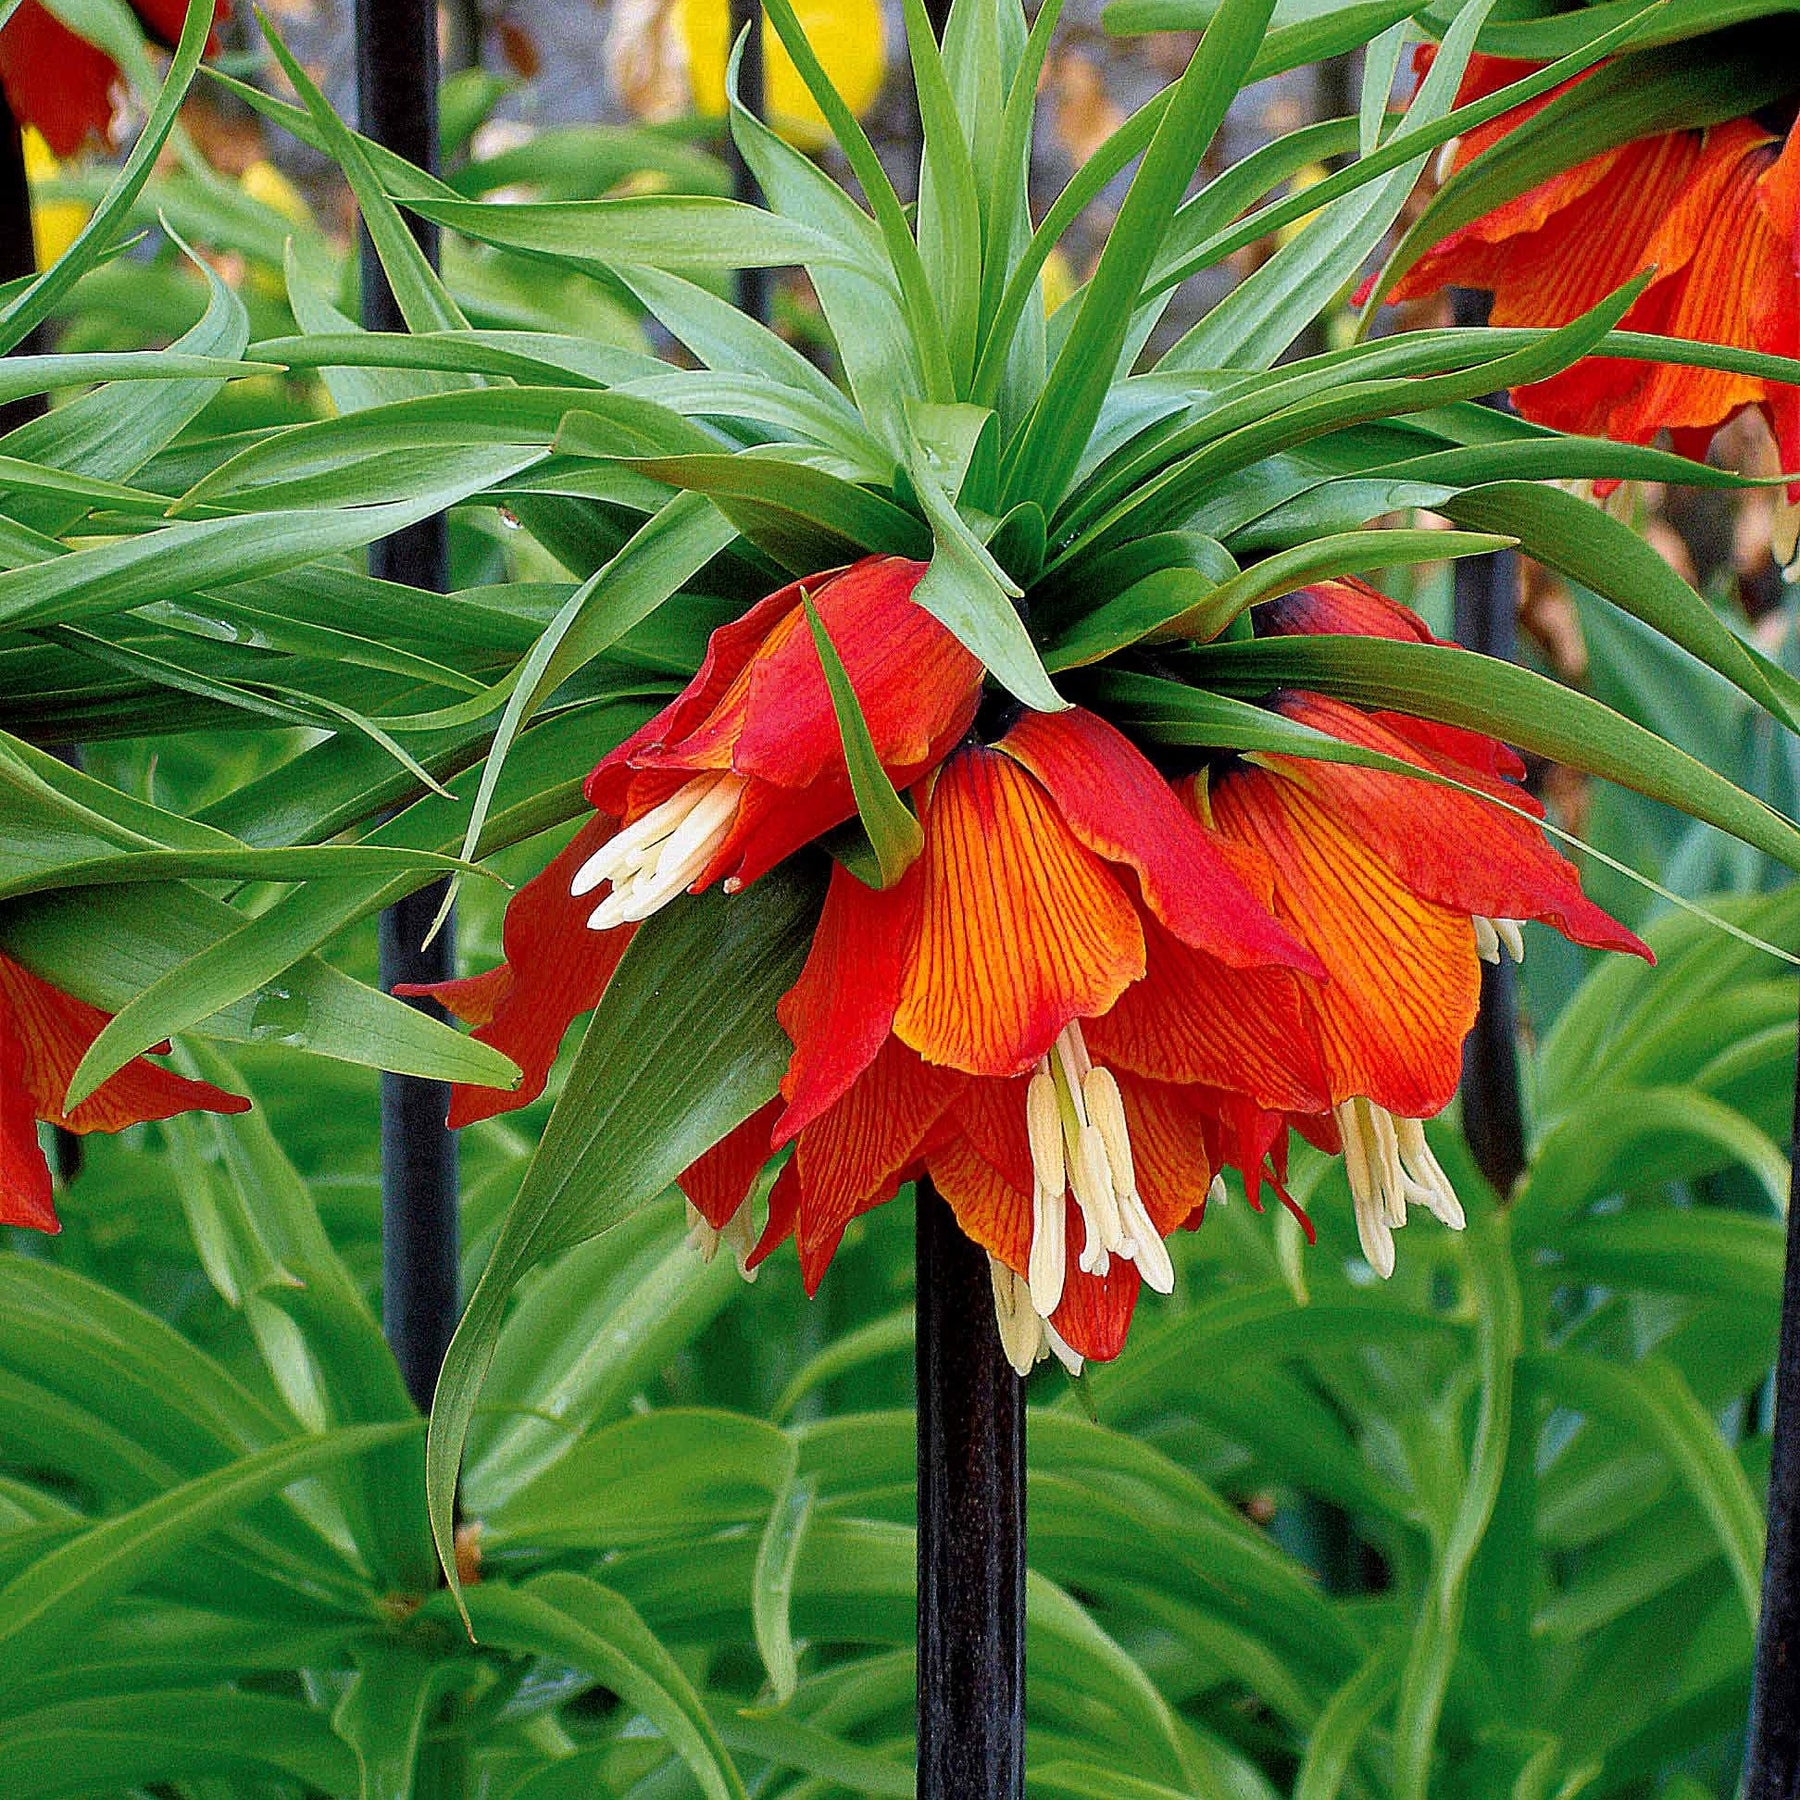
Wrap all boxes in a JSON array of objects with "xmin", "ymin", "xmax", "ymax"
[
  {"xmin": 1383, "ymin": 49, "xmax": 1800, "ymax": 491},
  {"xmin": 1197, "ymin": 580, "xmax": 1651, "ymax": 1274},
  {"xmin": 401, "ymin": 555, "xmax": 983, "ymax": 1128},
  {"xmin": 0, "ymin": 0, "xmax": 225, "ymax": 159},
  {"xmin": 0, "ymin": 952, "xmax": 250, "ymax": 1233},
  {"xmin": 680, "ymin": 708, "xmax": 1327, "ymax": 1372}
]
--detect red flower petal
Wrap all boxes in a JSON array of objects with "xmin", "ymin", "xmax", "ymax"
[
  {"xmin": 894, "ymin": 747, "xmax": 1145, "ymax": 1078},
  {"xmin": 0, "ymin": 954, "xmax": 250, "ymax": 1139},
  {"xmin": 774, "ymin": 861, "xmax": 919, "ymax": 1146},
  {"xmin": 794, "ymin": 1040, "xmax": 960, "ymax": 1289},
  {"xmin": 1209, "ymin": 766, "xmax": 1481, "ymax": 1118},
  {"xmin": 678, "ymin": 1098, "xmax": 781, "ymax": 1229},
  {"xmin": 1051, "ymin": 1223, "xmax": 1140, "ymax": 1363},
  {"xmin": 998, "ymin": 707, "xmax": 1318, "ymax": 972},
  {"xmin": 0, "ymin": 1, "xmax": 116, "ymax": 157},
  {"xmin": 1085, "ymin": 907, "xmax": 1329, "ymax": 1111},
  {"xmin": 1271, "ymin": 692, "xmax": 1648, "ymax": 957},
  {"xmin": 0, "ymin": 1004, "xmax": 59, "ymax": 1233},
  {"xmin": 396, "ymin": 816, "xmax": 631, "ymax": 1127}
]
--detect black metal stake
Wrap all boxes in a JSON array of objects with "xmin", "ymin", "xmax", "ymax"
[
  {"xmin": 725, "ymin": 0, "xmax": 770, "ymax": 327},
  {"xmin": 354, "ymin": 0, "xmax": 460, "ymax": 1413},
  {"xmin": 1745, "ymin": 1000, "xmax": 1800, "ymax": 1797},
  {"xmin": 1449, "ymin": 287, "xmax": 1527, "ymax": 1195},
  {"xmin": 916, "ymin": 1180, "xmax": 1027, "ymax": 1800}
]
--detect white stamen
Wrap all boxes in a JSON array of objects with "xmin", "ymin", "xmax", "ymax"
[
  {"xmin": 1335, "ymin": 1098, "xmax": 1465, "ymax": 1278},
  {"xmin": 1495, "ymin": 918, "xmax": 1525, "ymax": 964},
  {"xmin": 1434, "ymin": 135, "xmax": 1462, "ymax": 186},
  {"xmin": 1473, "ymin": 916, "xmax": 1501, "ymax": 964},
  {"xmin": 1043, "ymin": 1318, "xmax": 1084, "ymax": 1377},
  {"xmin": 685, "ymin": 1195, "xmax": 758, "ymax": 1282},
  {"xmin": 580, "ymin": 773, "xmax": 747, "ymax": 930},
  {"xmin": 1029, "ymin": 1180, "xmax": 1067, "ymax": 1318},
  {"xmin": 1020, "ymin": 1022, "xmax": 1176, "ymax": 1303},
  {"xmin": 988, "ymin": 1255, "xmax": 1048, "ymax": 1376}
]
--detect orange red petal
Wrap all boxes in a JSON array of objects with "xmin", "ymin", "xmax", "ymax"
[
  {"xmin": 397, "ymin": 816, "xmax": 630, "ymax": 1127},
  {"xmin": 893, "ymin": 747, "xmax": 1145, "ymax": 1078},
  {"xmin": 997, "ymin": 707, "xmax": 1318, "ymax": 973}
]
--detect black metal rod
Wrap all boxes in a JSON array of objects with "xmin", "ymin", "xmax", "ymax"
[
  {"xmin": 354, "ymin": 0, "xmax": 459, "ymax": 1412},
  {"xmin": 1744, "ymin": 992, "xmax": 1800, "ymax": 1797},
  {"xmin": 1449, "ymin": 286, "xmax": 1527, "ymax": 1196},
  {"xmin": 725, "ymin": 0, "xmax": 770, "ymax": 327},
  {"xmin": 916, "ymin": 1180, "xmax": 1027, "ymax": 1800}
]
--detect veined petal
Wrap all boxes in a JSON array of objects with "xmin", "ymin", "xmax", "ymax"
[
  {"xmin": 895, "ymin": 748, "xmax": 1146, "ymax": 1078},
  {"xmin": 584, "ymin": 579, "xmax": 811, "ymax": 817},
  {"xmin": 1269, "ymin": 693, "xmax": 1647, "ymax": 957},
  {"xmin": 679, "ymin": 1099, "xmax": 782, "ymax": 1230},
  {"xmin": 1112, "ymin": 1073, "xmax": 1217, "ymax": 1234},
  {"xmin": 998, "ymin": 708, "xmax": 1317, "ymax": 972},
  {"xmin": 1086, "ymin": 910, "xmax": 1329, "ymax": 1111},
  {"xmin": 1610, "ymin": 122, "xmax": 1788, "ymax": 443},
  {"xmin": 794, "ymin": 1039, "xmax": 962, "ymax": 1289},
  {"xmin": 1051, "ymin": 1217, "xmax": 1141, "ymax": 1364},
  {"xmin": 927, "ymin": 1127, "xmax": 1032, "ymax": 1274},
  {"xmin": 733, "ymin": 557, "xmax": 978, "ymax": 787},
  {"xmin": 775, "ymin": 861, "xmax": 919, "ymax": 1146},
  {"xmin": 1210, "ymin": 766, "xmax": 1480, "ymax": 1118},
  {"xmin": 1257, "ymin": 578, "xmax": 1440, "ymax": 646},
  {"xmin": 0, "ymin": 1007, "xmax": 59, "ymax": 1232},
  {"xmin": 0, "ymin": 955, "xmax": 250, "ymax": 1137},
  {"xmin": 397, "ymin": 815, "xmax": 632, "ymax": 1127}
]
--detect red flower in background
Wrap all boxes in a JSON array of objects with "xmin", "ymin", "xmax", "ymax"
[
  {"xmin": 0, "ymin": 0, "xmax": 224, "ymax": 158},
  {"xmin": 0, "ymin": 953, "xmax": 249, "ymax": 1233},
  {"xmin": 1385, "ymin": 51, "xmax": 1800, "ymax": 488},
  {"xmin": 416, "ymin": 571, "xmax": 1645, "ymax": 1366}
]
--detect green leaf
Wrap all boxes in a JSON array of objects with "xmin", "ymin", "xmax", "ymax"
[
  {"xmin": 332, "ymin": 1642, "xmax": 480, "ymax": 1800},
  {"xmin": 456, "ymin": 1572, "xmax": 749, "ymax": 1800},
  {"xmin": 0, "ymin": 1424, "xmax": 413, "ymax": 1691},
  {"xmin": 1442, "ymin": 482, "xmax": 1800, "ymax": 737},
  {"xmin": 405, "ymin": 192, "xmax": 856, "ymax": 273},
  {"xmin": 427, "ymin": 870, "xmax": 821, "ymax": 1611},
  {"xmin": 1, "ymin": 1691, "xmax": 359, "ymax": 1798},
  {"xmin": 1530, "ymin": 1351, "xmax": 1765, "ymax": 1625},
  {"xmin": 1003, "ymin": 0, "xmax": 1277, "ymax": 510},
  {"xmin": 1184, "ymin": 633, "xmax": 1800, "ymax": 876},
  {"xmin": 802, "ymin": 595, "xmax": 923, "ymax": 888},
  {"xmin": 1294, "ymin": 1643, "xmax": 1404, "ymax": 1800},
  {"xmin": 906, "ymin": 441, "xmax": 1063, "ymax": 712},
  {"xmin": 754, "ymin": 1470, "xmax": 819, "ymax": 1704}
]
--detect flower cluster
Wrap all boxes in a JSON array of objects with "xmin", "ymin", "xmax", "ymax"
[
  {"xmin": 1387, "ymin": 50, "xmax": 1800, "ymax": 489},
  {"xmin": 414, "ymin": 561, "xmax": 1646, "ymax": 1370},
  {"xmin": 0, "ymin": 953, "xmax": 249, "ymax": 1232}
]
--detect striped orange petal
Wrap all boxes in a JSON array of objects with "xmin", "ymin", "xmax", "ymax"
[
  {"xmin": 678, "ymin": 1098, "xmax": 782, "ymax": 1230},
  {"xmin": 1209, "ymin": 766, "xmax": 1480, "ymax": 1119},
  {"xmin": 894, "ymin": 747, "xmax": 1146, "ymax": 1078},
  {"xmin": 793, "ymin": 1039, "xmax": 962, "ymax": 1289},
  {"xmin": 774, "ymin": 861, "xmax": 919, "ymax": 1145},
  {"xmin": 998, "ymin": 707, "xmax": 1317, "ymax": 972},
  {"xmin": 0, "ymin": 954, "xmax": 250, "ymax": 1135},
  {"xmin": 1269, "ymin": 693, "xmax": 1649, "ymax": 957}
]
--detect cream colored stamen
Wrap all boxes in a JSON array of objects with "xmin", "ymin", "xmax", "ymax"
[
  {"xmin": 988, "ymin": 1255, "xmax": 1083, "ymax": 1377},
  {"xmin": 575, "ymin": 772, "xmax": 747, "ymax": 930},
  {"xmin": 1334, "ymin": 1098, "xmax": 1465, "ymax": 1279},
  {"xmin": 685, "ymin": 1195, "xmax": 759, "ymax": 1282},
  {"xmin": 1019, "ymin": 1022, "xmax": 1176, "ymax": 1304},
  {"xmin": 1207, "ymin": 1173, "xmax": 1227, "ymax": 1209},
  {"xmin": 1474, "ymin": 916, "xmax": 1525, "ymax": 965}
]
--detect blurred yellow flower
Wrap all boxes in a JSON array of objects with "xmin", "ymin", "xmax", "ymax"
[
  {"xmin": 241, "ymin": 159, "xmax": 312, "ymax": 226},
  {"xmin": 23, "ymin": 129, "xmax": 87, "ymax": 268},
  {"xmin": 677, "ymin": 0, "xmax": 887, "ymax": 150}
]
